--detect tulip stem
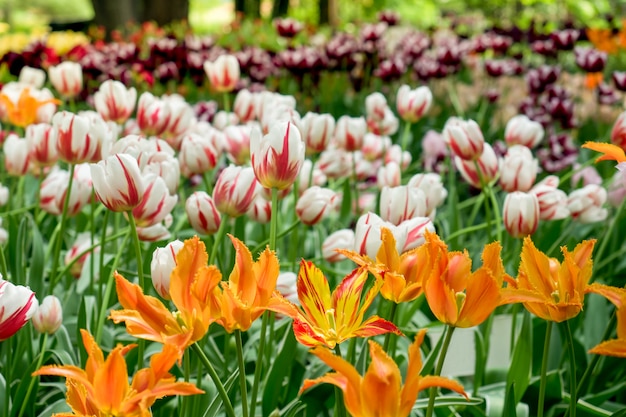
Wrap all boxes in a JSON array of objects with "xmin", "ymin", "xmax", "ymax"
[
  {"xmin": 446, "ymin": 221, "xmax": 491, "ymax": 242},
  {"xmin": 0, "ymin": 241, "xmax": 7, "ymax": 283},
  {"xmin": 400, "ymin": 121, "xmax": 413, "ymax": 152},
  {"xmin": 48, "ymin": 163, "xmax": 75, "ymax": 295},
  {"xmin": 235, "ymin": 330, "xmax": 249, "ymax": 417},
  {"xmin": 564, "ymin": 320, "xmax": 578, "ymax": 417},
  {"xmin": 209, "ymin": 213, "xmax": 230, "ymax": 265},
  {"xmin": 126, "ymin": 212, "xmax": 146, "ymax": 367},
  {"xmin": 425, "ymin": 325, "xmax": 455, "ymax": 417},
  {"xmin": 18, "ymin": 333, "xmax": 49, "ymax": 417},
  {"xmin": 537, "ymin": 321, "xmax": 553, "ymax": 417},
  {"xmin": 250, "ymin": 311, "xmax": 268, "ymax": 416},
  {"xmin": 486, "ymin": 185, "xmax": 502, "ymax": 243},
  {"xmin": 269, "ymin": 187, "xmax": 279, "ymax": 251},
  {"xmin": 191, "ymin": 342, "xmax": 237, "ymax": 417},
  {"xmin": 383, "ymin": 302, "xmax": 398, "ymax": 353}
]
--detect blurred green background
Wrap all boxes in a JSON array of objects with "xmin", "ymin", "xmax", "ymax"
[{"xmin": 0, "ymin": 0, "xmax": 625, "ymax": 34}]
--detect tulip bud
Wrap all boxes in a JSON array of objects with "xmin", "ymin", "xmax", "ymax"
[
  {"xmin": 186, "ymin": 191, "xmax": 221, "ymax": 235},
  {"xmin": 0, "ymin": 185, "xmax": 8, "ymax": 206},
  {"xmin": 93, "ymin": 80, "xmax": 137, "ymax": 124},
  {"xmin": 143, "ymin": 152, "xmax": 180, "ymax": 195},
  {"xmin": 503, "ymin": 191, "xmax": 540, "ymax": 238},
  {"xmin": 90, "ymin": 153, "xmax": 145, "ymax": 212},
  {"xmin": 250, "ymin": 121, "xmax": 305, "ymax": 190},
  {"xmin": 161, "ymin": 95, "xmax": 195, "ymax": 148},
  {"xmin": 504, "ymin": 114, "xmax": 544, "ymax": 148},
  {"xmin": 178, "ymin": 132, "xmax": 222, "ymax": 176},
  {"xmin": 322, "ymin": 229, "xmax": 355, "ymax": 263},
  {"xmin": 362, "ymin": 133, "xmax": 391, "ymax": 161},
  {"xmin": 48, "ymin": 62, "xmax": 82, "ymax": 99},
  {"xmin": 26, "ymin": 123, "xmax": 58, "ymax": 167},
  {"xmin": 213, "ymin": 165, "xmax": 258, "ymax": 217},
  {"xmin": 224, "ymin": 124, "xmax": 251, "ymax": 165},
  {"xmin": 233, "ymin": 89, "xmax": 257, "ymax": 122},
  {"xmin": 150, "ymin": 240, "xmax": 184, "ymax": 299},
  {"xmin": 136, "ymin": 92, "xmax": 171, "ymax": 137},
  {"xmin": 53, "ymin": 112, "xmax": 101, "ymax": 164},
  {"xmin": 443, "ymin": 118, "xmax": 485, "ymax": 160},
  {"xmin": 455, "ymin": 143, "xmax": 501, "ymax": 188},
  {"xmin": 136, "ymin": 215, "xmax": 173, "ymax": 242},
  {"xmin": 3, "ymin": 134, "xmax": 30, "ymax": 176},
  {"xmin": 399, "ymin": 216, "xmax": 434, "ymax": 252},
  {"xmin": 132, "ymin": 174, "xmax": 177, "ymax": 227},
  {"xmin": 64, "ymin": 232, "xmax": 99, "ymax": 278},
  {"xmin": 407, "ymin": 173, "xmax": 448, "ymax": 218},
  {"xmin": 317, "ymin": 146, "xmax": 352, "ymax": 179},
  {"xmin": 204, "ymin": 54, "xmax": 240, "ymax": 93},
  {"xmin": 611, "ymin": 111, "xmax": 626, "ymax": 152},
  {"xmin": 396, "ymin": 85, "xmax": 433, "ymax": 123},
  {"xmin": 567, "ymin": 184, "xmax": 608, "ymax": 223},
  {"xmin": 380, "ymin": 185, "xmax": 427, "ymax": 225},
  {"xmin": 297, "ymin": 159, "xmax": 327, "ymax": 194},
  {"xmin": 334, "ymin": 115, "xmax": 367, "ymax": 151},
  {"xmin": 276, "ymin": 271, "xmax": 299, "ymax": 305},
  {"xmin": 298, "ymin": 112, "xmax": 335, "ymax": 154},
  {"xmin": 31, "ymin": 295, "xmax": 62, "ymax": 334},
  {"xmin": 384, "ymin": 144, "xmax": 412, "ymax": 170},
  {"xmin": 499, "ymin": 145, "xmax": 538, "ymax": 192},
  {"xmin": 529, "ymin": 177, "xmax": 569, "ymax": 220},
  {"xmin": 19, "ymin": 66, "xmax": 46, "ymax": 89},
  {"xmin": 354, "ymin": 212, "xmax": 405, "ymax": 258},
  {"xmin": 296, "ymin": 186, "xmax": 338, "ymax": 226},
  {"xmin": 40, "ymin": 167, "xmax": 92, "ymax": 216},
  {"xmin": 0, "ymin": 277, "xmax": 37, "ymax": 341},
  {"xmin": 377, "ymin": 161, "xmax": 401, "ymax": 189}
]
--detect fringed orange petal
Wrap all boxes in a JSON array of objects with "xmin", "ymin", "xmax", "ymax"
[{"xmin": 582, "ymin": 142, "xmax": 626, "ymax": 163}]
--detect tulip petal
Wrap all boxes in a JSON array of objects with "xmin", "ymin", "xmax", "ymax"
[
  {"xmin": 400, "ymin": 330, "xmax": 427, "ymax": 416},
  {"xmin": 93, "ymin": 347, "xmax": 129, "ymax": 413},
  {"xmin": 297, "ymin": 260, "xmax": 332, "ymax": 331},
  {"xmin": 170, "ymin": 236, "xmax": 209, "ymax": 313},
  {"xmin": 361, "ymin": 340, "xmax": 402, "ymax": 417},
  {"xmin": 589, "ymin": 339, "xmax": 626, "ymax": 357},
  {"xmin": 586, "ymin": 283, "xmax": 626, "ymax": 308},
  {"xmin": 519, "ymin": 237, "xmax": 554, "ymax": 295},
  {"xmin": 457, "ymin": 268, "xmax": 500, "ymax": 328},
  {"xmin": 424, "ymin": 269, "xmax": 459, "ymax": 325},
  {"xmin": 417, "ymin": 375, "xmax": 468, "ymax": 398},
  {"xmin": 352, "ymin": 316, "xmax": 402, "ymax": 338},
  {"xmin": 582, "ymin": 141, "xmax": 626, "ymax": 163}
]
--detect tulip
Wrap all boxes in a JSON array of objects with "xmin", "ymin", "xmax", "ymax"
[
  {"xmin": 64, "ymin": 232, "xmax": 99, "ymax": 278},
  {"xmin": 407, "ymin": 173, "xmax": 448, "ymax": 218},
  {"xmin": 571, "ymin": 164, "xmax": 602, "ymax": 187},
  {"xmin": 212, "ymin": 111, "xmax": 239, "ymax": 130},
  {"xmin": 53, "ymin": 111, "xmax": 101, "ymax": 164},
  {"xmin": 362, "ymin": 133, "xmax": 391, "ymax": 161},
  {"xmin": 587, "ymin": 285, "xmax": 626, "ymax": 357},
  {"xmin": 186, "ymin": 191, "xmax": 221, "ymax": 235},
  {"xmin": 499, "ymin": 145, "xmax": 538, "ymax": 192},
  {"xmin": 503, "ymin": 191, "xmax": 540, "ymax": 238},
  {"xmin": 396, "ymin": 84, "xmax": 433, "ymax": 123},
  {"xmin": 250, "ymin": 121, "xmax": 305, "ymax": 190},
  {"xmin": 26, "ymin": 123, "xmax": 58, "ymax": 167},
  {"xmin": 384, "ymin": 143, "xmax": 412, "ymax": 170},
  {"xmin": 443, "ymin": 117, "xmax": 485, "ymax": 161},
  {"xmin": 354, "ymin": 212, "xmax": 406, "ymax": 259},
  {"xmin": 18, "ymin": 66, "xmax": 46, "ymax": 89},
  {"xmin": 380, "ymin": 185, "xmax": 427, "ymax": 225},
  {"xmin": 322, "ymin": 229, "xmax": 355, "ymax": 263},
  {"xmin": 421, "ymin": 130, "xmax": 449, "ymax": 172},
  {"xmin": 132, "ymin": 174, "xmax": 177, "ymax": 227},
  {"xmin": 0, "ymin": 277, "xmax": 37, "ymax": 341},
  {"xmin": 298, "ymin": 112, "xmax": 335, "ymax": 154},
  {"xmin": 178, "ymin": 132, "xmax": 221, "ymax": 176},
  {"xmin": 455, "ymin": 142, "xmax": 500, "ymax": 188},
  {"xmin": 150, "ymin": 240, "xmax": 184, "ymax": 299},
  {"xmin": 504, "ymin": 114, "xmax": 544, "ymax": 148},
  {"xmin": 143, "ymin": 151, "xmax": 180, "ymax": 195},
  {"xmin": 213, "ymin": 165, "xmax": 258, "ymax": 217},
  {"xmin": 296, "ymin": 186, "xmax": 338, "ymax": 226},
  {"xmin": 224, "ymin": 124, "xmax": 251, "ymax": 165},
  {"xmin": 3, "ymin": 134, "xmax": 30, "ymax": 176},
  {"xmin": 0, "ymin": 185, "xmax": 8, "ymax": 206},
  {"xmin": 204, "ymin": 54, "xmax": 240, "ymax": 93},
  {"xmin": 136, "ymin": 92, "xmax": 172, "ymax": 137},
  {"xmin": 567, "ymin": 184, "xmax": 608, "ymax": 223},
  {"xmin": 246, "ymin": 194, "xmax": 272, "ymax": 223},
  {"xmin": 365, "ymin": 92, "xmax": 388, "ymax": 122},
  {"xmin": 136, "ymin": 216, "xmax": 173, "ymax": 242},
  {"xmin": 48, "ymin": 61, "xmax": 83, "ymax": 99},
  {"xmin": 399, "ymin": 216, "xmax": 434, "ymax": 252},
  {"xmin": 611, "ymin": 111, "xmax": 626, "ymax": 152},
  {"xmin": 530, "ymin": 176, "xmax": 569, "ymax": 220},
  {"xmin": 276, "ymin": 271, "xmax": 299, "ymax": 305},
  {"xmin": 317, "ymin": 146, "xmax": 352, "ymax": 179},
  {"xmin": 297, "ymin": 159, "xmax": 327, "ymax": 194},
  {"xmin": 0, "ymin": 84, "xmax": 59, "ymax": 128},
  {"xmin": 377, "ymin": 161, "xmax": 401, "ymax": 188},
  {"xmin": 334, "ymin": 115, "xmax": 367, "ymax": 151},
  {"xmin": 40, "ymin": 167, "xmax": 92, "ymax": 216},
  {"xmin": 161, "ymin": 95, "xmax": 195, "ymax": 147},
  {"xmin": 90, "ymin": 153, "xmax": 145, "ymax": 212},
  {"xmin": 31, "ymin": 295, "xmax": 63, "ymax": 334},
  {"xmin": 233, "ymin": 89, "xmax": 257, "ymax": 122},
  {"xmin": 93, "ymin": 80, "xmax": 137, "ymax": 124}
]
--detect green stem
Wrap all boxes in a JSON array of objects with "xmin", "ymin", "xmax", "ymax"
[
  {"xmin": 0, "ymin": 242, "xmax": 8, "ymax": 282},
  {"xmin": 400, "ymin": 121, "xmax": 413, "ymax": 152},
  {"xmin": 251, "ymin": 220, "xmax": 300, "ymax": 254},
  {"xmin": 203, "ymin": 170, "xmax": 215, "ymax": 195},
  {"xmin": 446, "ymin": 222, "xmax": 491, "ymax": 241},
  {"xmin": 351, "ymin": 152, "xmax": 360, "ymax": 218},
  {"xmin": 235, "ymin": 330, "xmax": 249, "ymax": 417},
  {"xmin": 509, "ymin": 304, "xmax": 520, "ymax": 356},
  {"xmin": 382, "ymin": 302, "xmax": 398, "ymax": 353},
  {"xmin": 181, "ymin": 350, "xmax": 191, "ymax": 417},
  {"xmin": 425, "ymin": 326, "xmax": 456, "ymax": 417},
  {"xmin": 126, "ymin": 212, "xmax": 145, "ymax": 367},
  {"xmin": 537, "ymin": 321, "xmax": 553, "ymax": 417},
  {"xmin": 18, "ymin": 333, "xmax": 49, "ymax": 417},
  {"xmin": 48, "ymin": 163, "xmax": 75, "ymax": 295},
  {"xmin": 98, "ymin": 210, "xmax": 110, "ymax": 307},
  {"xmin": 564, "ymin": 321, "xmax": 577, "ymax": 417},
  {"xmin": 250, "ymin": 311, "xmax": 268, "ymax": 416},
  {"xmin": 269, "ymin": 188, "xmax": 279, "ymax": 251},
  {"xmin": 191, "ymin": 342, "xmax": 236, "ymax": 417},
  {"xmin": 209, "ymin": 213, "xmax": 230, "ymax": 265},
  {"xmin": 486, "ymin": 185, "xmax": 503, "ymax": 243}
]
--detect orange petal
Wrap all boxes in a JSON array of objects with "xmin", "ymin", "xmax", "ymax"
[
  {"xmin": 424, "ymin": 269, "xmax": 459, "ymax": 326},
  {"xmin": 361, "ymin": 340, "xmax": 401, "ymax": 417},
  {"xmin": 334, "ymin": 267, "xmax": 369, "ymax": 331},
  {"xmin": 251, "ymin": 245, "xmax": 280, "ymax": 305},
  {"xmin": 228, "ymin": 234, "xmax": 257, "ymax": 303},
  {"xmin": 457, "ymin": 268, "xmax": 499, "ymax": 328},
  {"xmin": 400, "ymin": 330, "xmax": 427, "ymax": 416},
  {"xmin": 582, "ymin": 142, "xmax": 626, "ymax": 163},
  {"xmin": 586, "ymin": 283, "xmax": 626, "ymax": 308},
  {"xmin": 352, "ymin": 316, "xmax": 402, "ymax": 338},
  {"xmin": 92, "ymin": 347, "xmax": 129, "ymax": 413},
  {"xmin": 417, "ymin": 375, "xmax": 468, "ymax": 398},
  {"xmin": 519, "ymin": 237, "xmax": 554, "ymax": 296},
  {"xmin": 170, "ymin": 236, "xmax": 209, "ymax": 314},
  {"xmin": 589, "ymin": 339, "xmax": 626, "ymax": 358},
  {"xmin": 376, "ymin": 227, "xmax": 400, "ymax": 271},
  {"xmin": 297, "ymin": 260, "xmax": 332, "ymax": 330}
]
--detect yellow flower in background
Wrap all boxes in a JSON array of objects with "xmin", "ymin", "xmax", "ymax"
[
  {"xmin": 47, "ymin": 31, "xmax": 90, "ymax": 55},
  {"xmin": 302, "ymin": 329, "xmax": 467, "ymax": 417},
  {"xmin": 501, "ymin": 237, "xmax": 596, "ymax": 323},
  {"xmin": 32, "ymin": 330, "xmax": 203, "ymax": 416}
]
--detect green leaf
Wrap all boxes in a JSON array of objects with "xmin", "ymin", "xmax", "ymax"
[
  {"xmin": 262, "ymin": 327, "xmax": 298, "ymax": 417},
  {"xmin": 339, "ymin": 178, "xmax": 352, "ymax": 224},
  {"xmin": 13, "ymin": 216, "xmax": 28, "ymax": 285},
  {"xmin": 51, "ymin": 325, "xmax": 77, "ymax": 365},
  {"xmin": 413, "ymin": 396, "xmax": 483, "ymax": 409},
  {"xmin": 474, "ymin": 328, "xmax": 486, "ymax": 395},
  {"xmin": 34, "ymin": 398, "xmax": 71, "ymax": 417},
  {"xmin": 611, "ymin": 410, "xmax": 626, "ymax": 417},
  {"xmin": 202, "ymin": 368, "xmax": 239, "ymax": 417},
  {"xmin": 506, "ymin": 311, "xmax": 531, "ymax": 403},
  {"xmin": 503, "ymin": 384, "xmax": 517, "ymax": 417},
  {"xmin": 421, "ymin": 325, "xmax": 446, "ymax": 376},
  {"xmin": 28, "ymin": 216, "xmax": 45, "ymax": 297}
]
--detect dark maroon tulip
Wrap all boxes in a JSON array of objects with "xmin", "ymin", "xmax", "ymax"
[
  {"xmin": 612, "ymin": 71, "xmax": 626, "ymax": 91},
  {"xmin": 531, "ymin": 39, "xmax": 558, "ymax": 57},
  {"xmin": 596, "ymin": 83, "xmax": 620, "ymax": 106},
  {"xmin": 575, "ymin": 47, "xmax": 607, "ymax": 73},
  {"xmin": 550, "ymin": 29, "xmax": 579, "ymax": 50},
  {"xmin": 378, "ymin": 10, "xmax": 400, "ymax": 26},
  {"xmin": 537, "ymin": 132, "xmax": 579, "ymax": 173},
  {"xmin": 274, "ymin": 18, "xmax": 304, "ymax": 38}
]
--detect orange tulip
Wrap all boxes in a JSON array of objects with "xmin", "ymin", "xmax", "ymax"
[
  {"xmin": 422, "ymin": 231, "xmax": 508, "ymax": 328},
  {"xmin": 582, "ymin": 141, "xmax": 626, "ymax": 163},
  {"xmin": 32, "ymin": 329, "xmax": 203, "ymax": 417},
  {"xmin": 302, "ymin": 329, "xmax": 467, "ymax": 417},
  {"xmin": 588, "ymin": 284, "xmax": 626, "ymax": 357},
  {"xmin": 268, "ymin": 260, "xmax": 402, "ymax": 349},
  {"xmin": 215, "ymin": 234, "xmax": 280, "ymax": 332},
  {"xmin": 501, "ymin": 236, "xmax": 595, "ymax": 323},
  {"xmin": 340, "ymin": 227, "xmax": 429, "ymax": 303},
  {"xmin": 109, "ymin": 236, "xmax": 222, "ymax": 353},
  {"xmin": 0, "ymin": 87, "xmax": 60, "ymax": 128}
]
